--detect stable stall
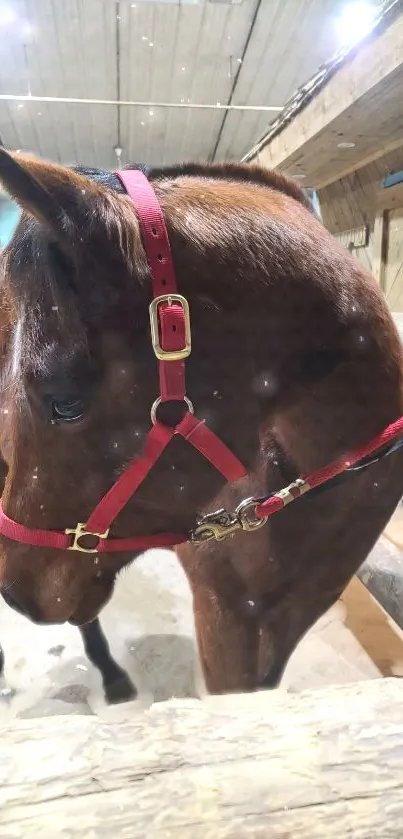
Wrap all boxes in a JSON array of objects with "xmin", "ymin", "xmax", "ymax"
[{"xmin": 244, "ymin": 0, "xmax": 403, "ymax": 306}]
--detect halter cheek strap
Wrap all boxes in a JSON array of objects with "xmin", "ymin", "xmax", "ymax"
[{"xmin": 0, "ymin": 169, "xmax": 247, "ymax": 554}]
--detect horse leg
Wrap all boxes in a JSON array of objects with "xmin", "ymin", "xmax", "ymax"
[
  {"xmin": 258, "ymin": 618, "xmax": 299, "ymax": 689},
  {"xmin": 178, "ymin": 542, "xmax": 260, "ymax": 694},
  {"xmin": 79, "ymin": 619, "xmax": 137, "ymax": 704},
  {"xmin": 0, "ymin": 639, "xmax": 16, "ymax": 701},
  {"xmin": 193, "ymin": 585, "xmax": 260, "ymax": 693}
]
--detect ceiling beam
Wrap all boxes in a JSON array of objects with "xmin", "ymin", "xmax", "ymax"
[
  {"xmin": 209, "ymin": 0, "xmax": 264, "ymax": 162},
  {"xmin": 0, "ymin": 94, "xmax": 282, "ymax": 113},
  {"xmin": 250, "ymin": 10, "xmax": 403, "ymax": 188}
]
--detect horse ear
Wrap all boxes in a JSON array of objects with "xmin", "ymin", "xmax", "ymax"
[{"xmin": 0, "ymin": 148, "xmax": 86, "ymax": 246}]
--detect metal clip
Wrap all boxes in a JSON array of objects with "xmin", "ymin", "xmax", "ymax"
[
  {"xmin": 191, "ymin": 509, "xmax": 241, "ymax": 543},
  {"xmin": 191, "ymin": 497, "xmax": 268, "ymax": 544}
]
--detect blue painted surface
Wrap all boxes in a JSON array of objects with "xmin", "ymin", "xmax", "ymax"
[
  {"xmin": 305, "ymin": 188, "xmax": 322, "ymax": 221},
  {"xmin": 0, "ymin": 198, "xmax": 20, "ymax": 248},
  {"xmin": 382, "ymin": 170, "xmax": 403, "ymax": 189}
]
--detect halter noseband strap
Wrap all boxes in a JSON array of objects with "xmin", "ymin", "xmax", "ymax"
[{"xmin": 0, "ymin": 170, "xmax": 247, "ymax": 554}]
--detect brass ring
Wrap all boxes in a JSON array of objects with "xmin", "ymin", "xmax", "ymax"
[{"xmin": 150, "ymin": 396, "xmax": 194, "ymax": 426}]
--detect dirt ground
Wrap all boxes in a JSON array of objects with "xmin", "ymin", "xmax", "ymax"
[{"xmin": 1, "ymin": 535, "xmax": 403, "ymax": 723}]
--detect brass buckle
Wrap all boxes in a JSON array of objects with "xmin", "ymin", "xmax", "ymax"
[
  {"xmin": 65, "ymin": 522, "xmax": 110, "ymax": 553},
  {"xmin": 149, "ymin": 294, "xmax": 191, "ymax": 361}
]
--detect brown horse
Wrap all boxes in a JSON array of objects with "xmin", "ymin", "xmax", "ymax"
[{"xmin": 0, "ymin": 148, "xmax": 402, "ymax": 695}]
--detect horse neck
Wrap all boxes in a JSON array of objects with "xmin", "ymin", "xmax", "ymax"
[{"xmin": 178, "ymin": 278, "xmax": 403, "ymax": 477}]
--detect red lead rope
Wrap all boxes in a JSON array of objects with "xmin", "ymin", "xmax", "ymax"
[{"xmin": 253, "ymin": 415, "xmax": 403, "ymax": 521}]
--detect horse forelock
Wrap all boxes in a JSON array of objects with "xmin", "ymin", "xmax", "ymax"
[{"xmin": 0, "ymin": 166, "xmax": 152, "ymax": 377}]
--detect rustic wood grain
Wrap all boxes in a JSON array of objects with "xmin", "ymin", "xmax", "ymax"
[
  {"xmin": 1, "ymin": 678, "xmax": 403, "ymax": 838},
  {"xmin": 372, "ymin": 207, "xmax": 388, "ymax": 289},
  {"xmin": 318, "ymin": 147, "xmax": 403, "ymax": 237},
  {"xmin": 253, "ymin": 14, "xmax": 403, "ymax": 189}
]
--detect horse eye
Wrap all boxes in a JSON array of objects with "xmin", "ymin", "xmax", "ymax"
[{"xmin": 51, "ymin": 398, "xmax": 84, "ymax": 424}]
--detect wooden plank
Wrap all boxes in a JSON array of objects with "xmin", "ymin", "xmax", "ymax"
[
  {"xmin": 383, "ymin": 207, "xmax": 403, "ymax": 310},
  {"xmin": 376, "ymin": 182, "xmax": 403, "ymax": 211},
  {"xmin": 1, "ymin": 679, "xmax": 403, "ymax": 837},
  {"xmin": 334, "ymin": 224, "xmax": 369, "ymax": 249},
  {"xmin": 318, "ymin": 147, "xmax": 403, "ymax": 236},
  {"xmin": 343, "ymin": 575, "xmax": 403, "ymax": 674},
  {"xmin": 358, "ymin": 548, "xmax": 403, "ymax": 638},
  {"xmin": 253, "ymin": 14, "xmax": 403, "ymax": 188},
  {"xmin": 372, "ymin": 207, "xmax": 387, "ymax": 288},
  {"xmin": 313, "ymin": 134, "xmax": 403, "ymax": 193}
]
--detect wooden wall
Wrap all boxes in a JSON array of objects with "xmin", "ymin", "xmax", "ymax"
[
  {"xmin": 318, "ymin": 146, "xmax": 403, "ymax": 235},
  {"xmin": 318, "ymin": 145, "xmax": 403, "ymax": 309}
]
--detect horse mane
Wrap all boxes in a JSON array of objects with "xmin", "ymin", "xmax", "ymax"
[
  {"xmin": 148, "ymin": 162, "xmax": 314, "ymax": 213},
  {"xmin": 72, "ymin": 162, "xmax": 314, "ymax": 215}
]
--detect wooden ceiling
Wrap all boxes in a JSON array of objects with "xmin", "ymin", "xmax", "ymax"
[
  {"xmin": 251, "ymin": 10, "xmax": 403, "ymax": 190},
  {"xmin": 0, "ymin": 0, "xmax": 357, "ymax": 169}
]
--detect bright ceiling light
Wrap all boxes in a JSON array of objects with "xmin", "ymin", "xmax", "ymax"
[
  {"xmin": 335, "ymin": 2, "xmax": 376, "ymax": 47},
  {"xmin": 0, "ymin": 3, "xmax": 17, "ymax": 26},
  {"xmin": 22, "ymin": 22, "xmax": 35, "ymax": 41}
]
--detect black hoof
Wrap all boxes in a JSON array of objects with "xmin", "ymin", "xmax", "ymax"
[{"xmin": 104, "ymin": 674, "xmax": 137, "ymax": 705}]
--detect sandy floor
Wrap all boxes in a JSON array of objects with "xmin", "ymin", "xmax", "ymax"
[{"xmin": 1, "ymin": 536, "xmax": 403, "ymax": 723}]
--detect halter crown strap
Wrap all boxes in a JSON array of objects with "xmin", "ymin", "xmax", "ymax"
[{"xmin": 115, "ymin": 169, "xmax": 188, "ymax": 403}]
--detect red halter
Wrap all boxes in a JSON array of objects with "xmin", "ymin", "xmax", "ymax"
[
  {"xmin": 0, "ymin": 169, "xmax": 247, "ymax": 554},
  {"xmin": 1, "ymin": 169, "xmax": 403, "ymax": 554}
]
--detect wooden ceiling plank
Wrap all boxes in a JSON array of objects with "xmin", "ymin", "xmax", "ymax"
[{"xmin": 254, "ymin": 13, "xmax": 403, "ymax": 188}]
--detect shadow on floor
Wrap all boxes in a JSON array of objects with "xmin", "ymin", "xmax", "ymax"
[{"xmin": 124, "ymin": 633, "xmax": 199, "ymax": 702}]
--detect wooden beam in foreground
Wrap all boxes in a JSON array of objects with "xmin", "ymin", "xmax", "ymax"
[
  {"xmin": 253, "ymin": 13, "xmax": 403, "ymax": 189},
  {"xmin": 1, "ymin": 678, "xmax": 403, "ymax": 837}
]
